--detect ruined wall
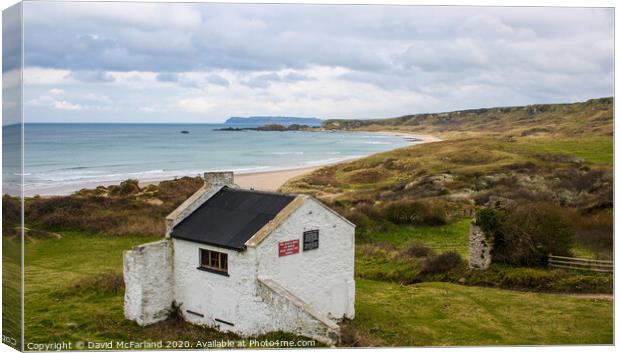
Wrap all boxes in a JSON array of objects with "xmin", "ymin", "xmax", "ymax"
[
  {"xmin": 469, "ymin": 224, "xmax": 492, "ymax": 270},
  {"xmin": 123, "ymin": 239, "xmax": 174, "ymax": 325}
]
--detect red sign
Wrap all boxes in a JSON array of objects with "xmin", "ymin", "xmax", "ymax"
[{"xmin": 278, "ymin": 239, "xmax": 300, "ymax": 257}]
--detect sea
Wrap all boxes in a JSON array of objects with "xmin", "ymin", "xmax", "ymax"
[{"xmin": 2, "ymin": 123, "xmax": 415, "ymax": 196}]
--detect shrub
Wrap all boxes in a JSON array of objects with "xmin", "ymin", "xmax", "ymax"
[
  {"xmin": 403, "ymin": 241, "xmax": 434, "ymax": 258},
  {"xmin": 487, "ymin": 202, "xmax": 576, "ymax": 266},
  {"xmin": 420, "ymin": 251, "xmax": 463, "ymax": 275},
  {"xmin": 573, "ymin": 212, "xmax": 613, "ymax": 257},
  {"xmin": 475, "ymin": 207, "xmax": 503, "ymax": 240},
  {"xmin": 22, "ymin": 178, "xmax": 195, "ymax": 235},
  {"xmin": 2, "ymin": 195, "xmax": 21, "ymax": 234},
  {"xmin": 380, "ymin": 199, "xmax": 448, "ymax": 226},
  {"xmin": 157, "ymin": 176, "xmax": 204, "ymax": 205}
]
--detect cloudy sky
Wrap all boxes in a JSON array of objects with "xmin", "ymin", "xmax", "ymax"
[{"xmin": 12, "ymin": 2, "xmax": 614, "ymax": 123}]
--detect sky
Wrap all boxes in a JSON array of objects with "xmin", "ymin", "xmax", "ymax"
[{"xmin": 6, "ymin": 2, "xmax": 614, "ymax": 123}]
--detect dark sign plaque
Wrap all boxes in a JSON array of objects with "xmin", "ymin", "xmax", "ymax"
[{"xmin": 303, "ymin": 229, "xmax": 319, "ymax": 251}]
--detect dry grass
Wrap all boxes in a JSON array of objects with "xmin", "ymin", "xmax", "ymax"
[
  {"xmin": 10, "ymin": 176, "xmax": 204, "ymax": 236},
  {"xmin": 69, "ymin": 271, "xmax": 125, "ymax": 295}
]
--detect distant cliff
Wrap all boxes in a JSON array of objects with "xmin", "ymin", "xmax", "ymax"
[{"xmin": 225, "ymin": 116, "xmax": 322, "ymax": 127}]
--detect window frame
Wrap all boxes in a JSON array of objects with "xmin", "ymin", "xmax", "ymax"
[{"xmin": 198, "ymin": 248, "xmax": 229, "ymax": 276}]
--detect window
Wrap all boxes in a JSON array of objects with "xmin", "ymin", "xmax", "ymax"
[
  {"xmin": 199, "ymin": 249, "xmax": 228, "ymax": 275},
  {"xmin": 303, "ymin": 229, "xmax": 319, "ymax": 251}
]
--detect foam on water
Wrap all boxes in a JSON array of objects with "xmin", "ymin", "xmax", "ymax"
[{"xmin": 5, "ymin": 123, "xmax": 415, "ymax": 196}]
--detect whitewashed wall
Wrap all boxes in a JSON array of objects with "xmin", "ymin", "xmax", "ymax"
[
  {"xmin": 255, "ymin": 198, "xmax": 356, "ymax": 320},
  {"xmin": 131, "ymin": 197, "xmax": 355, "ymax": 344},
  {"xmin": 172, "ymin": 238, "xmax": 258, "ymax": 333},
  {"xmin": 123, "ymin": 239, "xmax": 174, "ymax": 325}
]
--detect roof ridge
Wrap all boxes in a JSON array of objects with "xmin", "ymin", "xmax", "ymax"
[{"xmin": 222, "ymin": 185, "xmax": 297, "ymax": 198}]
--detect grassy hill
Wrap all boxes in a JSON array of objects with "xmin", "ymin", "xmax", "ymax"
[
  {"xmin": 322, "ymin": 97, "xmax": 612, "ymax": 139},
  {"xmin": 282, "ymin": 97, "xmax": 613, "ymax": 261}
]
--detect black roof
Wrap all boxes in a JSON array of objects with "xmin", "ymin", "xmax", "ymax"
[{"xmin": 170, "ymin": 187, "xmax": 296, "ymax": 251}]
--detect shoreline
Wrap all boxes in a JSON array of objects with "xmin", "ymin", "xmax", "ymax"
[{"xmin": 25, "ymin": 131, "xmax": 441, "ymax": 195}]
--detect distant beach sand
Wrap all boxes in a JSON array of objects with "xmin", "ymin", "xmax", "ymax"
[
  {"xmin": 137, "ymin": 132, "xmax": 441, "ymax": 192},
  {"xmin": 234, "ymin": 166, "xmax": 320, "ymax": 191},
  {"xmin": 228, "ymin": 132, "xmax": 441, "ymax": 191}
]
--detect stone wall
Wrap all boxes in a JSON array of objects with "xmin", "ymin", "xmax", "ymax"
[
  {"xmin": 204, "ymin": 171, "xmax": 234, "ymax": 189},
  {"xmin": 124, "ymin": 239, "xmax": 174, "ymax": 325},
  {"xmin": 469, "ymin": 224, "xmax": 492, "ymax": 270}
]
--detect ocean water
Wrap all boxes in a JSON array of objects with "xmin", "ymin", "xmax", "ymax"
[{"xmin": 3, "ymin": 124, "xmax": 414, "ymax": 196}]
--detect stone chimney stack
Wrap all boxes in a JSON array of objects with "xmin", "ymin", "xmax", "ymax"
[{"xmin": 204, "ymin": 171, "xmax": 235, "ymax": 189}]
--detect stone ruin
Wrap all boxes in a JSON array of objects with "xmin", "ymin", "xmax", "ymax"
[{"xmin": 468, "ymin": 224, "xmax": 492, "ymax": 270}]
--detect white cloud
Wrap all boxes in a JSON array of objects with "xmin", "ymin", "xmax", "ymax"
[
  {"xmin": 19, "ymin": 3, "xmax": 613, "ymax": 123},
  {"xmin": 139, "ymin": 106, "xmax": 156, "ymax": 113},
  {"xmin": 53, "ymin": 100, "xmax": 82, "ymax": 111},
  {"xmin": 29, "ymin": 95, "xmax": 82, "ymax": 111},
  {"xmin": 178, "ymin": 97, "xmax": 216, "ymax": 113}
]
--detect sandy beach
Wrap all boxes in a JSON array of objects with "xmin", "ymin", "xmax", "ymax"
[
  {"xmin": 233, "ymin": 167, "xmax": 319, "ymax": 191},
  {"xmin": 138, "ymin": 131, "xmax": 441, "ymax": 193},
  {"xmin": 231, "ymin": 131, "xmax": 441, "ymax": 191}
]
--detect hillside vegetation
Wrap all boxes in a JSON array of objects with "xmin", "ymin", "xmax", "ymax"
[
  {"xmin": 322, "ymin": 97, "xmax": 612, "ymax": 139},
  {"xmin": 282, "ymin": 97, "xmax": 613, "ymax": 261}
]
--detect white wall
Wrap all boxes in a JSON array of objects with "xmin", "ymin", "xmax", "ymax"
[
  {"xmin": 123, "ymin": 239, "xmax": 174, "ymax": 325},
  {"xmin": 172, "ymin": 238, "xmax": 261, "ymax": 334},
  {"xmin": 170, "ymin": 197, "xmax": 355, "ymax": 340},
  {"xmin": 255, "ymin": 198, "xmax": 355, "ymax": 320}
]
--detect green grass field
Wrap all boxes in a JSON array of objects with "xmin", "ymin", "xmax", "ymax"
[
  {"xmin": 354, "ymin": 279, "xmax": 612, "ymax": 346},
  {"xmin": 505, "ymin": 136, "xmax": 613, "ymax": 164},
  {"xmin": 2, "ymin": 235, "xmax": 22, "ymax": 350},
  {"xmin": 361, "ymin": 218, "xmax": 471, "ymax": 258},
  {"xmin": 17, "ymin": 231, "xmax": 613, "ymax": 347}
]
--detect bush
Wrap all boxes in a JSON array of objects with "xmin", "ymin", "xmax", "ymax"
[
  {"xmin": 2, "ymin": 195, "xmax": 21, "ymax": 235},
  {"xmin": 477, "ymin": 203, "xmax": 576, "ymax": 266},
  {"xmin": 573, "ymin": 212, "xmax": 612, "ymax": 258},
  {"xmin": 381, "ymin": 200, "xmax": 448, "ymax": 226},
  {"xmin": 499, "ymin": 202, "xmax": 575, "ymax": 265},
  {"xmin": 475, "ymin": 207, "xmax": 503, "ymax": 239},
  {"xmin": 403, "ymin": 241, "xmax": 435, "ymax": 258},
  {"xmin": 156, "ymin": 176, "xmax": 204, "ymax": 205},
  {"xmin": 420, "ymin": 251, "xmax": 463, "ymax": 275}
]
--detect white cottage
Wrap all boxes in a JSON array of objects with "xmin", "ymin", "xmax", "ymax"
[{"xmin": 123, "ymin": 172, "xmax": 355, "ymax": 344}]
